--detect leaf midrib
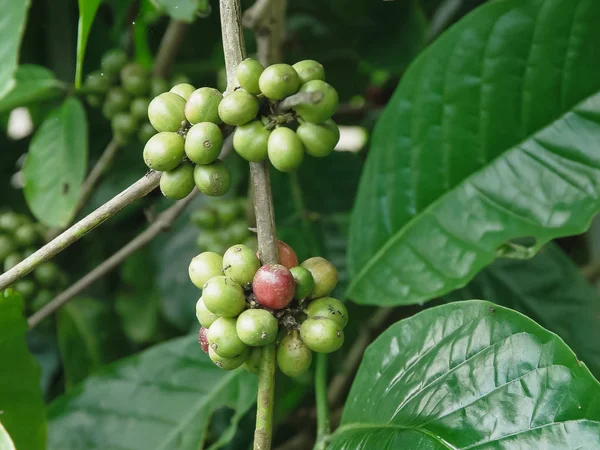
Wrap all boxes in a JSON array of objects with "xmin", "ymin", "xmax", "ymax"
[{"xmin": 346, "ymin": 88, "xmax": 600, "ymax": 297}]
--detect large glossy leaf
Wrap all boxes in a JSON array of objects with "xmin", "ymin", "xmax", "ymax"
[
  {"xmin": 47, "ymin": 334, "xmax": 257, "ymax": 450},
  {"xmin": 444, "ymin": 243, "xmax": 600, "ymax": 379},
  {"xmin": 0, "ymin": 0, "xmax": 30, "ymax": 98},
  {"xmin": 75, "ymin": 0, "xmax": 103, "ymax": 88},
  {"xmin": 0, "ymin": 422, "xmax": 15, "ymax": 450},
  {"xmin": 329, "ymin": 300, "xmax": 600, "ymax": 449},
  {"xmin": 0, "ymin": 291, "xmax": 45, "ymax": 450},
  {"xmin": 23, "ymin": 97, "xmax": 87, "ymax": 227},
  {"xmin": 0, "ymin": 65, "xmax": 64, "ymax": 113},
  {"xmin": 347, "ymin": 0, "xmax": 600, "ymax": 306}
]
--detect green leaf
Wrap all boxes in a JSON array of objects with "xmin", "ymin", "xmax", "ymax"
[
  {"xmin": 0, "ymin": 422, "xmax": 16, "ymax": 450},
  {"xmin": 444, "ymin": 243, "xmax": 600, "ymax": 379},
  {"xmin": 0, "ymin": 291, "xmax": 45, "ymax": 450},
  {"xmin": 329, "ymin": 300, "xmax": 600, "ymax": 449},
  {"xmin": 0, "ymin": 65, "xmax": 64, "ymax": 114},
  {"xmin": 348, "ymin": 0, "xmax": 600, "ymax": 306},
  {"xmin": 47, "ymin": 334, "xmax": 257, "ymax": 450},
  {"xmin": 153, "ymin": 0, "xmax": 210, "ymax": 23},
  {"xmin": 0, "ymin": 0, "xmax": 30, "ymax": 98},
  {"xmin": 75, "ymin": 0, "xmax": 103, "ymax": 88},
  {"xmin": 23, "ymin": 97, "xmax": 87, "ymax": 227},
  {"xmin": 57, "ymin": 298, "xmax": 129, "ymax": 389}
]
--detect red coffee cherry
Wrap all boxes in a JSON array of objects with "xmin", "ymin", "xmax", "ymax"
[
  {"xmin": 198, "ymin": 327, "xmax": 209, "ymax": 354},
  {"xmin": 252, "ymin": 264, "xmax": 295, "ymax": 310}
]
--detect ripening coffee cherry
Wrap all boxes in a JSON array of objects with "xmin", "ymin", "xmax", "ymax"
[
  {"xmin": 218, "ymin": 90, "xmax": 259, "ymax": 126},
  {"xmin": 0, "ymin": 235, "xmax": 15, "ymax": 261},
  {"xmin": 104, "ymin": 88, "xmax": 132, "ymax": 116},
  {"xmin": 148, "ymin": 92, "xmax": 187, "ymax": 132},
  {"xmin": 289, "ymin": 266, "xmax": 314, "ymax": 300},
  {"xmin": 160, "ymin": 162, "xmax": 195, "ymax": 199},
  {"xmin": 223, "ymin": 244, "xmax": 260, "ymax": 285},
  {"xmin": 14, "ymin": 279, "xmax": 36, "ymax": 300},
  {"xmin": 150, "ymin": 77, "xmax": 170, "ymax": 97},
  {"xmin": 130, "ymin": 97, "xmax": 151, "ymax": 121},
  {"xmin": 277, "ymin": 241, "xmax": 298, "ymax": 269},
  {"xmin": 4, "ymin": 253, "xmax": 22, "ymax": 272},
  {"xmin": 34, "ymin": 262, "xmax": 60, "ymax": 287},
  {"xmin": 229, "ymin": 220, "xmax": 250, "ymax": 243},
  {"xmin": 143, "ymin": 132, "xmax": 185, "ymax": 171},
  {"xmin": 244, "ymin": 347, "xmax": 262, "ymax": 373},
  {"xmin": 101, "ymin": 49, "xmax": 128, "ymax": 76},
  {"xmin": 185, "ymin": 87, "xmax": 223, "ymax": 124},
  {"xmin": 233, "ymin": 120, "xmax": 270, "ymax": 162},
  {"xmin": 196, "ymin": 297, "xmax": 219, "ymax": 328},
  {"xmin": 138, "ymin": 122, "xmax": 156, "ymax": 142},
  {"xmin": 111, "ymin": 113, "xmax": 137, "ymax": 144},
  {"xmin": 14, "ymin": 224, "xmax": 38, "ymax": 247},
  {"xmin": 193, "ymin": 160, "xmax": 231, "ymax": 197},
  {"xmin": 208, "ymin": 317, "xmax": 248, "ymax": 357},
  {"xmin": 209, "ymin": 346, "xmax": 249, "ymax": 370},
  {"xmin": 189, "ymin": 251, "xmax": 224, "ymax": 289},
  {"xmin": 258, "ymin": 64, "xmax": 300, "ymax": 100},
  {"xmin": 84, "ymin": 71, "xmax": 111, "ymax": 93},
  {"xmin": 300, "ymin": 318, "xmax": 344, "ymax": 353},
  {"xmin": 267, "ymin": 127, "xmax": 304, "ymax": 172},
  {"xmin": 235, "ymin": 58, "xmax": 264, "ymax": 95},
  {"xmin": 0, "ymin": 213, "xmax": 21, "ymax": 232},
  {"xmin": 292, "ymin": 60, "xmax": 325, "ymax": 84},
  {"xmin": 198, "ymin": 327, "xmax": 210, "ymax": 354},
  {"xmin": 191, "ymin": 209, "xmax": 218, "ymax": 229},
  {"xmin": 236, "ymin": 309, "xmax": 278, "ymax": 346},
  {"xmin": 121, "ymin": 63, "xmax": 150, "ymax": 96},
  {"xmin": 296, "ymin": 120, "xmax": 340, "ymax": 158},
  {"xmin": 252, "ymin": 264, "xmax": 295, "ymax": 310},
  {"xmin": 170, "ymin": 83, "xmax": 196, "ymax": 100},
  {"xmin": 185, "ymin": 122, "xmax": 223, "ymax": 164},
  {"xmin": 305, "ymin": 297, "xmax": 348, "ymax": 328},
  {"xmin": 294, "ymin": 80, "xmax": 339, "ymax": 124},
  {"xmin": 202, "ymin": 275, "xmax": 246, "ymax": 317},
  {"xmin": 277, "ymin": 331, "xmax": 312, "ymax": 377},
  {"xmin": 300, "ymin": 257, "xmax": 338, "ymax": 298}
]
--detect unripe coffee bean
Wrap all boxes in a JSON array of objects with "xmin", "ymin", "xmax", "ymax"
[
  {"xmin": 296, "ymin": 120, "xmax": 339, "ymax": 157},
  {"xmin": 130, "ymin": 97, "xmax": 151, "ymax": 121},
  {"xmin": 305, "ymin": 297, "xmax": 348, "ymax": 328},
  {"xmin": 31, "ymin": 289, "xmax": 53, "ymax": 312},
  {"xmin": 185, "ymin": 87, "xmax": 223, "ymax": 124},
  {"xmin": 185, "ymin": 122, "xmax": 223, "ymax": 164},
  {"xmin": 34, "ymin": 262, "xmax": 60, "ymax": 287},
  {"xmin": 300, "ymin": 318, "xmax": 344, "ymax": 353},
  {"xmin": 198, "ymin": 327, "xmax": 210, "ymax": 354},
  {"xmin": 236, "ymin": 309, "xmax": 278, "ymax": 346},
  {"xmin": 209, "ymin": 346, "xmax": 249, "ymax": 370},
  {"xmin": 101, "ymin": 49, "xmax": 128, "ymax": 75},
  {"xmin": 0, "ymin": 213, "xmax": 21, "ymax": 232},
  {"xmin": 244, "ymin": 347, "xmax": 262, "ymax": 373},
  {"xmin": 300, "ymin": 257, "xmax": 338, "ymax": 298},
  {"xmin": 120, "ymin": 63, "xmax": 150, "ymax": 96},
  {"xmin": 233, "ymin": 120, "xmax": 270, "ymax": 162},
  {"xmin": 143, "ymin": 132, "xmax": 185, "ymax": 171},
  {"xmin": 292, "ymin": 60, "xmax": 325, "ymax": 84},
  {"xmin": 14, "ymin": 279, "xmax": 36, "ymax": 300},
  {"xmin": 236, "ymin": 58, "xmax": 264, "ymax": 95},
  {"xmin": 294, "ymin": 80, "xmax": 338, "ymax": 124},
  {"xmin": 150, "ymin": 78, "xmax": 170, "ymax": 97},
  {"xmin": 4, "ymin": 253, "xmax": 22, "ymax": 272},
  {"xmin": 189, "ymin": 251, "xmax": 224, "ymax": 289},
  {"xmin": 252, "ymin": 264, "xmax": 295, "ymax": 310},
  {"xmin": 111, "ymin": 113, "xmax": 137, "ymax": 138},
  {"xmin": 0, "ymin": 235, "xmax": 15, "ymax": 261},
  {"xmin": 105, "ymin": 88, "xmax": 131, "ymax": 114},
  {"xmin": 223, "ymin": 244, "xmax": 260, "ymax": 285},
  {"xmin": 14, "ymin": 224, "xmax": 38, "ymax": 247},
  {"xmin": 191, "ymin": 209, "xmax": 218, "ymax": 229},
  {"xmin": 277, "ymin": 331, "xmax": 312, "ymax": 377},
  {"xmin": 218, "ymin": 90, "xmax": 259, "ymax": 126},
  {"xmin": 208, "ymin": 317, "xmax": 247, "ymax": 357},
  {"xmin": 84, "ymin": 71, "xmax": 111, "ymax": 93},
  {"xmin": 160, "ymin": 162, "xmax": 195, "ymax": 199},
  {"xmin": 289, "ymin": 266, "xmax": 314, "ymax": 300},
  {"xmin": 202, "ymin": 275, "xmax": 245, "ymax": 317},
  {"xmin": 148, "ymin": 92, "xmax": 187, "ymax": 132},
  {"xmin": 196, "ymin": 297, "xmax": 219, "ymax": 328},
  {"xmin": 277, "ymin": 241, "xmax": 298, "ymax": 269},
  {"xmin": 267, "ymin": 127, "xmax": 304, "ymax": 172},
  {"xmin": 193, "ymin": 160, "xmax": 231, "ymax": 197},
  {"xmin": 258, "ymin": 64, "xmax": 300, "ymax": 100},
  {"xmin": 170, "ymin": 83, "xmax": 196, "ymax": 100},
  {"xmin": 215, "ymin": 200, "xmax": 240, "ymax": 225}
]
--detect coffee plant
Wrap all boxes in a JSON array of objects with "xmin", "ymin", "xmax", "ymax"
[{"xmin": 1, "ymin": 0, "xmax": 600, "ymax": 449}]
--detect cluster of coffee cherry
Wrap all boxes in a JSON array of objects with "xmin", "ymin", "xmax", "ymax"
[
  {"xmin": 190, "ymin": 240, "xmax": 347, "ymax": 376},
  {"xmin": 191, "ymin": 198, "xmax": 257, "ymax": 254},
  {"xmin": 0, "ymin": 211, "xmax": 66, "ymax": 312}
]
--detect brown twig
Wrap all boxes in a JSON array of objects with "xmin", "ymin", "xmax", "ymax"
[{"xmin": 153, "ymin": 20, "xmax": 189, "ymax": 78}]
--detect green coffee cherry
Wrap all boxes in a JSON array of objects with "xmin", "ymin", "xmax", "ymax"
[
  {"xmin": 0, "ymin": 213, "xmax": 21, "ymax": 232},
  {"xmin": 229, "ymin": 220, "xmax": 250, "ymax": 243},
  {"xmin": 185, "ymin": 87, "xmax": 223, "ymax": 124},
  {"xmin": 4, "ymin": 253, "xmax": 22, "ymax": 272},
  {"xmin": 209, "ymin": 346, "xmax": 249, "ymax": 370},
  {"xmin": 300, "ymin": 257, "xmax": 338, "ymax": 298},
  {"xmin": 236, "ymin": 58, "xmax": 264, "ymax": 95},
  {"xmin": 244, "ymin": 347, "xmax": 262, "ymax": 373},
  {"xmin": 170, "ymin": 83, "xmax": 196, "ymax": 100},
  {"xmin": 160, "ymin": 162, "xmax": 195, "ymax": 199},
  {"xmin": 300, "ymin": 318, "xmax": 344, "ymax": 353},
  {"xmin": 202, "ymin": 275, "xmax": 245, "ymax": 317},
  {"xmin": 218, "ymin": 90, "xmax": 259, "ymax": 126},
  {"xmin": 305, "ymin": 297, "xmax": 348, "ymax": 328},
  {"xmin": 34, "ymin": 262, "xmax": 60, "ymax": 287},
  {"xmin": 86, "ymin": 94, "xmax": 102, "ymax": 108},
  {"xmin": 143, "ymin": 132, "xmax": 185, "ymax": 171},
  {"xmin": 14, "ymin": 279, "xmax": 36, "ymax": 300},
  {"xmin": 101, "ymin": 49, "xmax": 128, "ymax": 76},
  {"xmin": 148, "ymin": 92, "xmax": 187, "ymax": 132},
  {"xmin": 150, "ymin": 78, "xmax": 170, "ymax": 97},
  {"xmin": 222, "ymin": 244, "xmax": 260, "ymax": 285},
  {"xmin": 208, "ymin": 317, "xmax": 248, "ymax": 357},
  {"xmin": 138, "ymin": 122, "xmax": 157, "ymax": 142},
  {"xmin": 104, "ymin": 88, "xmax": 132, "ymax": 118},
  {"xmin": 189, "ymin": 251, "xmax": 224, "ymax": 289},
  {"xmin": 296, "ymin": 120, "xmax": 339, "ymax": 157},
  {"xmin": 215, "ymin": 200, "xmax": 239, "ymax": 225},
  {"xmin": 196, "ymin": 297, "xmax": 219, "ymax": 328},
  {"xmin": 31, "ymin": 289, "xmax": 53, "ymax": 312},
  {"xmin": 14, "ymin": 224, "xmax": 38, "ymax": 247},
  {"xmin": 233, "ymin": 120, "xmax": 270, "ymax": 162},
  {"xmin": 294, "ymin": 80, "xmax": 338, "ymax": 123},
  {"xmin": 120, "ymin": 63, "xmax": 150, "ymax": 96},
  {"xmin": 193, "ymin": 160, "xmax": 231, "ymax": 197},
  {"xmin": 277, "ymin": 331, "xmax": 312, "ymax": 377},
  {"xmin": 111, "ymin": 113, "xmax": 137, "ymax": 144},
  {"xmin": 258, "ymin": 64, "xmax": 300, "ymax": 100},
  {"xmin": 267, "ymin": 127, "xmax": 304, "ymax": 172},
  {"xmin": 236, "ymin": 309, "xmax": 278, "ymax": 346},
  {"xmin": 130, "ymin": 97, "xmax": 151, "ymax": 121},
  {"xmin": 0, "ymin": 235, "xmax": 15, "ymax": 261},
  {"xmin": 84, "ymin": 71, "xmax": 111, "ymax": 93},
  {"xmin": 185, "ymin": 122, "xmax": 223, "ymax": 164},
  {"xmin": 191, "ymin": 209, "xmax": 218, "ymax": 229},
  {"xmin": 292, "ymin": 60, "xmax": 325, "ymax": 84},
  {"xmin": 289, "ymin": 266, "xmax": 314, "ymax": 300}
]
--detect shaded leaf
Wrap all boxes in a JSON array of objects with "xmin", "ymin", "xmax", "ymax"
[
  {"xmin": 0, "ymin": 0, "xmax": 30, "ymax": 98},
  {"xmin": 348, "ymin": 0, "xmax": 600, "ymax": 306},
  {"xmin": 329, "ymin": 300, "xmax": 600, "ymax": 449},
  {"xmin": 47, "ymin": 334, "xmax": 257, "ymax": 450},
  {"xmin": 153, "ymin": 0, "xmax": 210, "ymax": 23},
  {"xmin": 0, "ymin": 65, "xmax": 64, "ymax": 114},
  {"xmin": 23, "ymin": 97, "xmax": 87, "ymax": 227},
  {"xmin": 75, "ymin": 0, "xmax": 103, "ymax": 88},
  {"xmin": 0, "ymin": 291, "xmax": 45, "ymax": 450}
]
